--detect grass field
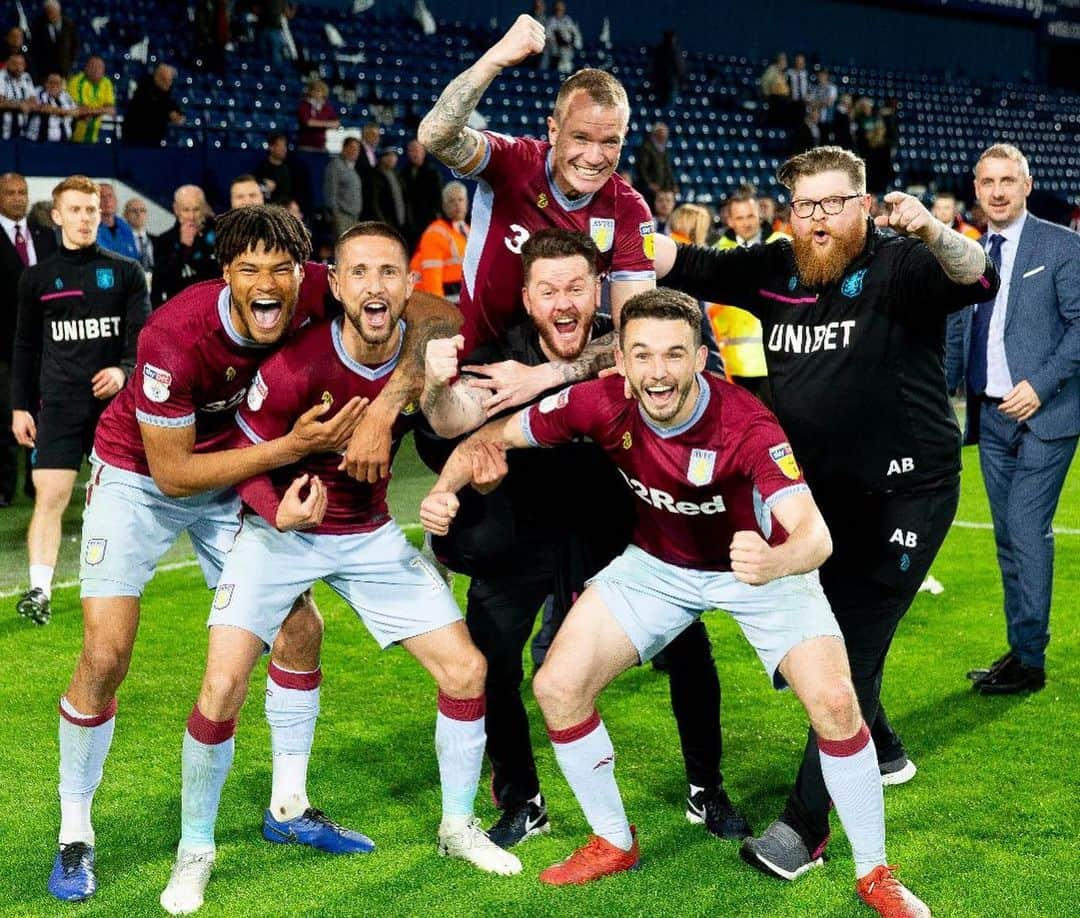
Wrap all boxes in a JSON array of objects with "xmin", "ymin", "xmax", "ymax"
[{"xmin": 1, "ymin": 435, "xmax": 1078, "ymax": 917}]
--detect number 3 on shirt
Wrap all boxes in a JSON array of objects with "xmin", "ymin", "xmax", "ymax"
[{"xmin": 504, "ymin": 224, "xmax": 531, "ymax": 254}]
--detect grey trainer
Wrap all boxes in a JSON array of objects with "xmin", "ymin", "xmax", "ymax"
[{"xmin": 740, "ymin": 819, "xmax": 824, "ymax": 881}]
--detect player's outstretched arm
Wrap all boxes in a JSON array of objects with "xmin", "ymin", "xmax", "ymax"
[
  {"xmin": 729, "ymin": 491, "xmax": 832, "ymax": 586},
  {"xmin": 877, "ymin": 191, "xmax": 987, "ymax": 285},
  {"xmin": 142, "ymin": 397, "xmax": 367, "ymax": 497},
  {"xmin": 341, "ymin": 290, "xmax": 462, "ymax": 483},
  {"xmin": 417, "ymin": 14, "xmax": 545, "ymax": 171}
]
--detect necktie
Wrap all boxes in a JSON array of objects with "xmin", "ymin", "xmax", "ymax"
[
  {"xmin": 966, "ymin": 233, "xmax": 1005, "ymax": 396},
  {"xmin": 13, "ymin": 224, "xmax": 29, "ymax": 267}
]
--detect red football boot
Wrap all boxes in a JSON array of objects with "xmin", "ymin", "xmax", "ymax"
[
  {"xmin": 857, "ymin": 864, "xmax": 932, "ymax": 917},
  {"xmin": 539, "ymin": 827, "xmax": 640, "ymax": 886}
]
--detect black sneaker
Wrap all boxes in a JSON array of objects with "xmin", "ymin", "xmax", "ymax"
[
  {"xmin": 740, "ymin": 819, "xmax": 825, "ymax": 881},
  {"xmin": 685, "ymin": 785, "xmax": 751, "ymax": 839},
  {"xmin": 486, "ymin": 795, "xmax": 550, "ymax": 849},
  {"xmin": 17, "ymin": 587, "xmax": 51, "ymax": 625}
]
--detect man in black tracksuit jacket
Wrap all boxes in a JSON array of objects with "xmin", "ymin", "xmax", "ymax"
[
  {"xmin": 11, "ymin": 176, "xmax": 149, "ymax": 623},
  {"xmin": 657, "ymin": 146, "xmax": 998, "ymax": 878}
]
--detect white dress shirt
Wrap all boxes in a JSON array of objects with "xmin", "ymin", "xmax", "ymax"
[
  {"xmin": 985, "ymin": 209, "xmax": 1028, "ymax": 398},
  {"xmin": 0, "ymin": 213, "xmax": 38, "ymax": 266}
]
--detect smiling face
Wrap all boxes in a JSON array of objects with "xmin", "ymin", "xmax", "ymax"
[
  {"xmin": 789, "ymin": 169, "xmax": 869, "ymax": 287},
  {"xmin": 974, "ymin": 154, "xmax": 1031, "ymax": 230},
  {"xmin": 727, "ymin": 199, "xmax": 759, "ymax": 241},
  {"xmin": 52, "ymin": 190, "xmax": 100, "ymax": 249},
  {"xmin": 617, "ymin": 317, "xmax": 706, "ymax": 427},
  {"xmin": 223, "ymin": 244, "xmax": 303, "ymax": 345},
  {"xmin": 330, "ymin": 233, "xmax": 412, "ymax": 352},
  {"xmin": 547, "ymin": 90, "xmax": 628, "ymax": 199},
  {"xmin": 523, "ymin": 253, "xmax": 599, "ymax": 361}
]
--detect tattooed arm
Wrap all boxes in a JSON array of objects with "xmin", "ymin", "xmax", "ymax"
[
  {"xmin": 417, "ymin": 15, "xmax": 546, "ymax": 171},
  {"xmin": 876, "ymin": 190, "xmax": 987, "ymax": 284},
  {"xmin": 421, "ymin": 335, "xmax": 488, "ymax": 438}
]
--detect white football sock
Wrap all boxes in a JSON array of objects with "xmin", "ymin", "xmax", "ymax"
[
  {"xmin": 549, "ymin": 710, "xmax": 632, "ymax": 851},
  {"xmin": 435, "ymin": 692, "xmax": 486, "ymax": 819},
  {"xmin": 265, "ymin": 662, "xmax": 320, "ymax": 821},
  {"xmin": 180, "ymin": 706, "xmax": 235, "ymax": 853},
  {"xmin": 58, "ymin": 696, "xmax": 117, "ymax": 846},
  {"xmin": 30, "ymin": 564, "xmax": 54, "ymax": 598},
  {"xmin": 819, "ymin": 723, "xmax": 887, "ymax": 877}
]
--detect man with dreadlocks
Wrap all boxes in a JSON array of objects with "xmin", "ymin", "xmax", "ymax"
[{"xmin": 48, "ymin": 205, "xmax": 373, "ymax": 904}]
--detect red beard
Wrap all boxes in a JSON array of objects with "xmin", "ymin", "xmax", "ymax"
[{"xmin": 792, "ymin": 221, "xmax": 867, "ymax": 287}]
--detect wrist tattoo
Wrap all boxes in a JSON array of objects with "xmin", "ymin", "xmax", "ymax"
[{"xmin": 926, "ymin": 225, "xmax": 985, "ymax": 285}]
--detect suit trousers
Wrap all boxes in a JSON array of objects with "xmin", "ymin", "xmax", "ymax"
[{"xmin": 978, "ymin": 401, "xmax": 1077, "ymax": 668}]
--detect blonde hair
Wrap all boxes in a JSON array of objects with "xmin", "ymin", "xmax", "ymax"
[
  {"xmin": 305, "ymin": 78, "xmax": 329, "ymax": 98},
  {"xmin": 553, "ymin": 69, "xmax": 629, "ymax": 124},
  {"xmin": 669, "ymin": 203, "xmax": 712, "ymax": 245},
  {"xmin": 51, "ymin": 174, "xmax": 99, "ymax": 206},
  {"xmin": 975, "ymin": 143, "xmax": 1030, "ymax": 179},
  {"xmin": 777, "ymin": 146, "xmax": 866, "ymax": 195}
]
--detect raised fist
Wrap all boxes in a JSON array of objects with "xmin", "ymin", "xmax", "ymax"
[
  {"xmin": 484, "ymin": 15, "xmax": 547, "ymax": 69},
  {"xmin": 425, "ymin": 335, "xmax": 465, "ymax": 389}
]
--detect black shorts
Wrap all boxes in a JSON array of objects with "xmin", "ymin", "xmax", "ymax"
[{"xmin": 31, "ymin": 399, "xmax": 103, "ymax": 471}]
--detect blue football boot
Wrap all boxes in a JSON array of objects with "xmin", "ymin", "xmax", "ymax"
[
  {"xmin": 48, "ymin": 842, "xmax": 96, "ymax": 901},
  {"xmin": 262, "ymin": 808, "xmax": 375, "ymax": 854}
]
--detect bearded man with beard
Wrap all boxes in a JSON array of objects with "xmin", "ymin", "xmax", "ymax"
[{"xmin": 654, "ymin": 146, "xmax": 998, "ymax": 887}]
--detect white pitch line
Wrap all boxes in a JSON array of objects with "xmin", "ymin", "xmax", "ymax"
[{"xmin": 3, "ymin": 520, "xmax": 1076, "ymax": 600}]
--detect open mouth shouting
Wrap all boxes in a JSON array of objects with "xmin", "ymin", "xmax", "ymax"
[
  {"xmin": 362, "ymin": 297, "xmax": 390, "ymax": 331},
  {"xmin": 250, "ymin": 298, "xmax": 284, "ymax": 330},
  {"xmin": 552, "ymin": 311, "xmax": 581, "ymax": 340},
  {"xmin": 812, "ymin": 228, "xmax": 832, "ymax": 246},
  {"xmin": 643, "ymin": 381, "xmax": 677, "ymax": 411}
]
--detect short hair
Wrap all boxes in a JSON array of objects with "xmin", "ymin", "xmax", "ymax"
[
  {"xmin": 231, "ymin": 173, "xmax": 259, "ymax": 188},
  {"xmin": 441, "ymin": 180, "xmax": 467, "ymax": 205},
  {"xmin": 267, "ymin": 131, "xmax": 288, "ymax": 147},
  {"xmin": 553, "ymin": 68, "xmax": 629, "ymax": 124},
  {"xmin": 619, "ymin": 289, "xmax": 702, "ymax": 348},
  {"xmin": 215, "ymin": 204, "xmax": 311, "ymax": 267},
  {"xmin": 341, "ymin": 136, "xmax": 360, "ymax": 149},
  {"xmin": 521, "ymin": 228, "xmax": 599, "ymax": 282},
  {"xmin": 932, "ymin": 191, "xmax": 957, "ymax": 204},
  {"xmin": 334, "ymin": 220, "xmax": 409, "ymax": 266},
  {"xmin": 52, "ymin": 175, "xmax": 99, "ymax": 206},
  {"xmin": 669, "ymin": 204, "xmax": 712, "ymax": 245},
  {"xmin": 728, "ymin": 186, "xmax": 758, "ymax": 206},
  {"xmin": 777, "ymin": 145, "xmax": 866, "ymax": 195},
  {"xmin": 975, "ymin": 143, "xmax": 1030, "ymax": 179}
]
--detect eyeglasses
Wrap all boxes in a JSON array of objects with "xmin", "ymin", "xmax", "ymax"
[{"xmin": 790, "ymin": 194, "xmax": 862, "ymax": 219}]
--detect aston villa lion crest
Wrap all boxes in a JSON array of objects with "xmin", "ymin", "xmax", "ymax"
[
  {"xmin": 589, "ymin": 217, "xmax": 615, "ymax": 253},
  {"xmin": 687, "ymin": 448, "xmax": 716, "ymax": 486}
]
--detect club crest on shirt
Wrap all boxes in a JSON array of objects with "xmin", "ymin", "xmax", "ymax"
[
  {"xmin": 84, "ymin": 538, "xmax": 107, "ymax": 566},
  {"xmin": 401, "ymin": 399, "xmax": 419, "ymax": 416},
  {"xmin": 539, "ymin": 386, "xmax": 571, "ymax": 414},
  {"xmin": 142, "ymin": 364, "xmax": 172, "ymax": 403},
  {"xmin": 841, "ymin": 268, "xmax": 867, "ymax": 298},
  {"xmin": 96, "ymin": 267, "xmax": 114, "ymax": 290},
  {"xmin": 769, "ymin": 442, "xmax": 801, "ymax": 480},
  {"xmin": 589, "ymin": 217, "xmax": 615, "ymax": 253},
  {"xmin": 213, "ymin": 583, "xmax": 234, "ymax": 610},
  {"xmin": 54, "ymin": 276, "xmax": 64, "ymax": 290},
  {"xmin": 687, "ymin": 448, "xmax": 716, "ymax": 486},
  {"xmin": 247, "ymin": 372, "xmax": 269, "ymax": 411}
]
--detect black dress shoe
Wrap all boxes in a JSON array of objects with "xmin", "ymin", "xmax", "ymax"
[
  {"xmin": 976, "ymin": 657, "xmax": 1045, "ymax": 695},
  {"xmin": 967, "ymin": 650, "xmax": 1017, "ymax": 683}
]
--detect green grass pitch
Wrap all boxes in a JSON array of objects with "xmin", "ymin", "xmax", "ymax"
[{"xmin": 0, "ymin": 435, "xmax": 1077, "ymax": 917}]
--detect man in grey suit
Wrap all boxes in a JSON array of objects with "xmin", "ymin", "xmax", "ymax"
[{"xmin": 963, "ymin": 143, "xmax": 1080, "ymax": 694}]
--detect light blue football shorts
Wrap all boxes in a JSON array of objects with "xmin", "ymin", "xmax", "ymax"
[
  {"xmin": 588, "ymin": 544, "xmax": 842, "ymax": 688},
  {"xmin": 80, "ymin": 457, "xmax": 241, "ymax": 598},
  {"xmin": 207, "ymin": 514, "xmax": 462, "ymax": 648}
]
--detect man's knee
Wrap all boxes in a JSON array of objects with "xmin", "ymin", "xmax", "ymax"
[
  {"xmin": 532, "ymin": 663, "xmax": 584, "ymax": 721},
  {"xmin": 437, "ymin": 645, "xmax": 487, "ymax": 699},
  {"xmin": 805, "ymin": 677, "xmax": 861, "ymax": 738},
  {"xmin": 31, "ymin": 473, "xmax": 76, "ymax": 513},
  {"xmin": 199, "ymin": 667, "xmax": 251, "ymax": 721},
  {"xmin": 76, "ymin": 638, "xmax": 134, "ymax": 698}
]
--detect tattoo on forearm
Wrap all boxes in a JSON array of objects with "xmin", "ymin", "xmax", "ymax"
[
  {"xmin": 926, "ymin": 225, "xmax": 986, "ymax": 285},
  {"xmin": 419, "ymin": 68, "xmax": 488, "ymax": 167},
  {"xmin": 552, "ymin": 332, "xmax": 617, "ymax": 384}
]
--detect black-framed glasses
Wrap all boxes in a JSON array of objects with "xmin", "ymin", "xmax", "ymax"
[{"xmin": 790, "ymin": 194, "xmax": 862, "ymax": 219}]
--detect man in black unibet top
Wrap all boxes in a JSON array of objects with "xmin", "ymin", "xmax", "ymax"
[
  {"xmin": 655, "ymin": 146, "xmax": 998, "ymax": 881},
  {"xmin": 419, "ymin": 228, "xmax": 749, "ymax": 848},
  {"xmin": 11, "ymin": 175, "xmax": 149, "ymax": 624}
]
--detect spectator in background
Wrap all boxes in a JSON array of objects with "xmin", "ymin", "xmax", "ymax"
[
  {"xmin": 28, "ymin": 199, "xmax": 55, "ymax": 234},
  {"xmin": 122, "ymin": 64, "xmax": 184, "ymax": 147},
  {"xmin": 968, "ymin": 200, "xmax": 988, "ymax": 234},
  {"xmin": 667, "ymin": 202, "xmax": 710, "ymax": 246},
  {"xmin": 831, "ymin": 92, "xmax": 854, "ymax": 150},
  {"xmin": 634, "ymin": 122, "xmax": 676, "ymax": 209},
  {"xmin": 95, "ymin": 183, "xmax": 139, "ymax": 261},
  {"xmin": 323, "ymin": 136, "xmax": 363, "ymax": 237},
  {"xmin": 932, "ymin": 192, "xmax": 982, "ymax": 240},
  {"xmin": 0, "ymin": 172, "xmax": 57, "ymax": 507},
  {"xmin": 258, "ymin": 0, "xmax": 290, "ymax": 69},
  {"xmin": 809, "ymin": 68, "xmax": 837, "ymax": 139},
  {"xmin": 150, "ymin": 184, "xmax": 217, "ymax": 306},
  {"xmin": 296, "ymin": 78, "xmax": 340, "ymax": 152},
  {"xmin": 722, "ymin": 187, "xmax": 781, "ymax": 248},
  {"xmin": 26, "ymin": 72, "xmax": 75, "ymax": 142},
  {"xmin": 1, "ymin": 26, "xmax": 29, "ymax": 66},
  {"xmin": 786, "ymin": 53, "xmax": 810, "ymax": 113},
  {"xmin": 862, "ymin": 118, "xmax": 895, "ymax": 194},
  {"xmin": 229, "ymin": 173, "xmax": 264, "ymax": 208},
  {"xmin": 253, "ymin": 132, "xmax": 311, "ymax": 214},
  {"xmin": 543, "ymin": 2, "xmax": 582, "ymax": 75},
  {"xmin": 369, "ymin": 146, "xmax": 408, "ymax": 234},
  {"xmin": 29, "ymin": 0, "xmax": 78, "ymax": 82},
  {"xmin": 0, "ymin": 53, "xmax": 38, "ymax": 141},
  {"xmin": 400, "ymin": 138, "xmax": 444, "ymax": 252},
  {"xmin": 123, "ymin": 197, "xmax": 153, "ymax": 273},
  {"xmin": 68, "ymin": 56, "xmax": 116, "ymax": 144},
  {"xmin": 791, "ymin": 103, "xmax": 823, "ymax": 154},
  {"xmin": 651, "ymin": 30, "xmax": 685, "ymax": 106},
  {"xmin": 760, "ymin": 52, "xmax": 790, "ymax": 126},
  {"xmin": 355, "ymin": 121, "xmax": 382, "ymax": 214},
  {"xmin": 410, "ymin": 180, "xmax": 469, "ymax": 302},
  {"xmin": 652, "ymin": 187, "xmax": 675, "ymax": 235}
]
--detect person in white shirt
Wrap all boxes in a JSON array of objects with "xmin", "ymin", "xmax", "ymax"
[
  {"xmin": 25, "ymin": 72, "xmax": 76, "ymax": 142},
  {"xmin": 123, "ymin": 197, "xmax": 154, "ymax": 272},
  {"xmin": 0, "ymin": 53, "xmax": 39, "ymax": 140}
]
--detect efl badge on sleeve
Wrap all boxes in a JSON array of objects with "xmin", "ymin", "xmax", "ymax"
[
  {"xmin": 769, "ymin": 443, "xmax": 801, "ymax": 480},
  {"xmin": 84, "ymin": 538, "xmax": 107, "ymax": 566},
  {"xmin": 687, "ymin": 448, "xmax": 716, "ymax": 486},
  {"xmin": 142, "ymin": 364, "xmax": 172, "ymax": 403},
  {"xmin": 589, "ymin": 217, "xmax": 615, "ymax": 253},
  {"xmin": 639, "ymin": 221, "xmax": 655, "ymax": 260},
  {"xmin": 213, "ymin": 583, "xmax": 234, "ymax": 610},
  {"xmin": 247, "ymin": 372, "xmax": 268, "ymax": 411},
  {"xmin": 96, "ymin": 267, "xmax": 114, "ymax": 289},
  {"xmin": 539, "ymin": 386, "xmax": 571, "ymax": 414}
]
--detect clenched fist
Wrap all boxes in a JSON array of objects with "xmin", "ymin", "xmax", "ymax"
[
  {"xmin": 425, "ymin": 335, "xmax": 465, "ymax": 390},
  {"xmin": 483, "ymin": 15, "xmax": 547, "ymax": 70},
  {"xmin": 420, "ymin": 491, "xmax": 460, "ymax": 536}
]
